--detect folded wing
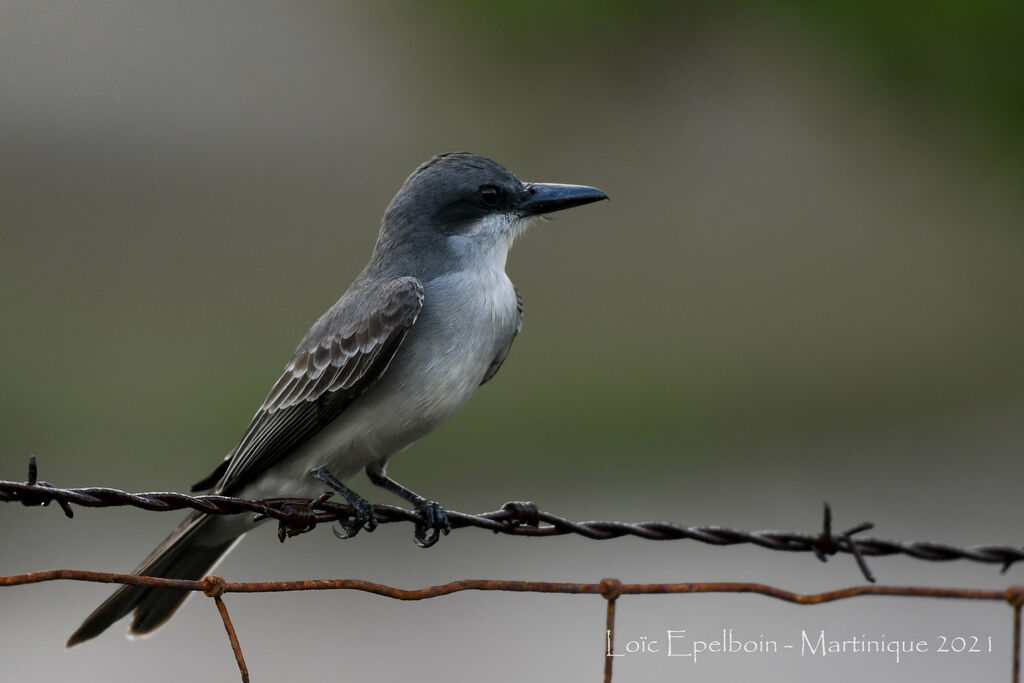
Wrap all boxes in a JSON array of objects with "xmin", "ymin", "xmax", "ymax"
[{"xmin": 196, "ymin": 276, "xmax": 424, "ymax": 495}]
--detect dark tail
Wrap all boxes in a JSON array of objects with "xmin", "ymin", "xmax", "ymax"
[{"xmin": 66, "ymin": 512, "xmax": 239, "ymax": 647}]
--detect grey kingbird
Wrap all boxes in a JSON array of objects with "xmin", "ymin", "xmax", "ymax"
[{"xmin": 67, "ymin": 152, "xmax": 607, "ymax": 646}]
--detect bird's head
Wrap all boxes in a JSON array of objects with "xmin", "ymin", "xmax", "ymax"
[{"xmin": 375, "ymin": 152, "xmax": 607, "ymax": 274}]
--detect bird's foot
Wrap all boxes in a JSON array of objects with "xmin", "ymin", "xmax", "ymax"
[
  {"xmin": 361, "ymin": 463, "xmax": 449, "ymax": 546},
  {"xmin": 411, "ymin": 497, "xmax": 451, "ymax": 548},
  {"xmin": 333, "ymin": 493, "xmax": 378, "ymax": 540},
  {"xmin": 309, "ymin": 467, "xmax": 378, "ymax": 540}
]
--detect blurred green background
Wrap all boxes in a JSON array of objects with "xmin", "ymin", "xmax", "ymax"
[{"xmin": 1, "ymin": 1, "xmax": 1023, "ymax": 681}]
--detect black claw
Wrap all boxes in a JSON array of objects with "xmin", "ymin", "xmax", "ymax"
[
  {"xmin": 333, "ymin": 496, "xmax": 378, "ymax": 540},
  {"xmin": 413, "ymin": 499, "xmax": 451, "ymax": 549}
]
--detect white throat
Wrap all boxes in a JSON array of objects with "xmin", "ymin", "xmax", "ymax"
[{"xmin": 451, "ymin": 212, "xmax": 532, "ymax": 273}]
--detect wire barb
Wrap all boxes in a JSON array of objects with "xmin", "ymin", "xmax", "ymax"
[
  {"xmin": 16, "ymin": 456, "xmax": 74, "ymax": 518},
  {"xmin": 500, "ymin": 500, "xmax": 541, "ymax": 528},
  {"xmin": 254, "ymin": 492, "xmax": 336, "ymax": 542},
  {"xmin": 812, "ymin": 503, "xmax": 877, "ymax": 582}
]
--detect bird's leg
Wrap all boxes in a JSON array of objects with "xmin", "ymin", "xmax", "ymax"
[
  {"xmin": 365, "ymin": 462, "xmax": 451, "ymax": 548},
  {"xmin": 310, "ymin": 467, "xmax": 378, "ymax": 539}
]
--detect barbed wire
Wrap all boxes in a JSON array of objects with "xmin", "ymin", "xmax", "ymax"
[
  {"xmin": 3, "ymin": 457, "xmax": 1024, "ymax": 583},
  {"xmin": 4, "ymin": 458, "xmax": 1024, "ymax": 682}
]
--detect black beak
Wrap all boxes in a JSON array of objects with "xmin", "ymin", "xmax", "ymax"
[{"xmin": 516, "ymin": 183, "xmax": 608, "ymax": 217}]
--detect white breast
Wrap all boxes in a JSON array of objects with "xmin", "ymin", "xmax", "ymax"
[{"xmin": 408, "ymin": 267, "xmax": 518, "ymax": 413}]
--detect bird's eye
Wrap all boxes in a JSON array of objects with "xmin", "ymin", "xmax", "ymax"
[{"xmin": 478, "ymin": 185, "xmax": 502, "ymax": 207}]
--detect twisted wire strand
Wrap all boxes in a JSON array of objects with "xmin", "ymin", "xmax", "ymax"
[{"xmin": 3, "ymin": 458, "xmax": 1023, "ymax": 582}]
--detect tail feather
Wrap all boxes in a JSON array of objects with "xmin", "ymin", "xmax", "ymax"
[{"xmin": 67, "ymin": 512, "xmax": 238, "ymax": 647}]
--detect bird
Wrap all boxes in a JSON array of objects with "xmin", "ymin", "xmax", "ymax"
[{"xmin": 66, "ymin": 152, "xmax": 607, "ymax": 646}]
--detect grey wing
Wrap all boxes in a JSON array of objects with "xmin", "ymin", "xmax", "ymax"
[
  {"xmin": 480, "ymin": 286, "xmax": 523, "ymax": 386},
  {"xmin": 194, "ymin": 276, "xmax": 424, "ymax": 495}
]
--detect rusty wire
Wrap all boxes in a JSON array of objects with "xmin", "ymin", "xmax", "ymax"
[
  {"xmin": 4, "ymin": 457, "xmax": 1024, "ymax": 584},
  {"xmin": 1, "ymin": 569, "xmax": 1021, "ymax": 683}
]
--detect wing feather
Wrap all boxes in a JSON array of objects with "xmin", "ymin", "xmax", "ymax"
[{"xmin": 196, "ymin": 276, "xmax": 424, "ymax": 494}]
